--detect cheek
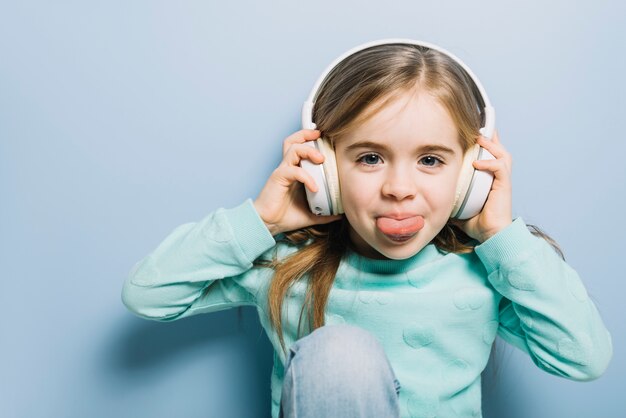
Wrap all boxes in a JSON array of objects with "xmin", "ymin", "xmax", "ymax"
[
  {"xmin": 340, "ymin": 176, "xmax": 371, "ymax": 213},
  {"xmin": 423, "ymin": 172, "xmax": 461, "ymax": 212},
  {"xmin": 444, "ymin": 175, "xmax": 460, "ymax": 200},
  {"xmin": 338, "ymin": 169, "xmax": 370, "ymax": 199}
]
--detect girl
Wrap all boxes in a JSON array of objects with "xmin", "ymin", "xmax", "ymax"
[{"xmin": 122, "ymin": 41, "xmax": 612, "ymax": 418}]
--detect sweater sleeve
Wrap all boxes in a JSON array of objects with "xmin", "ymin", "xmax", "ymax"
[
  {"xmin": 474, "ymin": 218, "xmax": 613, "ymax": 381},
  {"xmin": 121, "ymin": 198, "xmax": 277, "ymax": 321}
]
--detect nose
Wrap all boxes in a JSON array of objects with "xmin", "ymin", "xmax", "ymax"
[{"xmin": 381, "ymin": 165, "xmax": 417, "ymax": 201}]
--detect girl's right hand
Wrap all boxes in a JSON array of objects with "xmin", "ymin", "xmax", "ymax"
[{"xmin": 253, "ymin": 129, "xmax": 344, "ymax": 236}]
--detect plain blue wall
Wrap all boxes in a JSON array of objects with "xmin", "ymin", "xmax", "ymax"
[{"xmin": 1, "ymin": 1, "xmax": 624, "ymax": 417}]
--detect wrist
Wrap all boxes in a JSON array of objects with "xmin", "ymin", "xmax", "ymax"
[
  {"xmin": 252, "ymin": 200, "xmax": 280, "ymax": 236},
  {"xmin": 479, "ymin": 221, "xmax": 513, "ymax": 243},
  {"xmin": 266, "ymin": 223, "xmax": 281, "ymax": 237}
]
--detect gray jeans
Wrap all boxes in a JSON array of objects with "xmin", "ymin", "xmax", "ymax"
[{"xmin": 279, "ymin": 324, "xmax": 402, "ymax": 418}]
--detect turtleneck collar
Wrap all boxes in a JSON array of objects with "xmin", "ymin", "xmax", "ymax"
[{"xmin": 343, "ymin": 243, "xmax": 444, "ymax": 275}]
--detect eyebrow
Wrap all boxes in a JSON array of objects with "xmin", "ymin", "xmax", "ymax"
[{"xmin": 344, "ymin": 140, "xmax": 457, "ymax": 155}]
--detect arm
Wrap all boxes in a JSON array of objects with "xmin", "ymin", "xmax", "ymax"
[
  {"xmin": 474, "ymin": 218, "xmax": 613, "ymax": 381},
  {"xmin": 121, "ymin": 199, "xmax": 276, "ymax": 321},
  {"xmin": 122, "ymin": 128, "xmax": 345, "ymax": 322}
]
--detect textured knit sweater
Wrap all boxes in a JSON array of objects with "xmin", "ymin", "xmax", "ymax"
[{"xmin": 121, "ymin": 198, "xmax": 612, "ymax": 418}]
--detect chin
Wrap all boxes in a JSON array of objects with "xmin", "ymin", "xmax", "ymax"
[
  {"xmin": 380, "ymin": 244, "xmax": 427, "ymax": 260},
  {"xmin": 369, "ymin": 236, "xmax": 431, "ymax": 260}
]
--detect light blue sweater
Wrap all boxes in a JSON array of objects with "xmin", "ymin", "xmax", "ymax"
[{"xmin": 121, "ymin": 199, "xmax": 612, "ymax": 418}]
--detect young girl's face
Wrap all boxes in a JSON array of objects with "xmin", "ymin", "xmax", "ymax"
[{"xmin": 334, "ymin": 88, "xmax": 465, "ymax": 260}]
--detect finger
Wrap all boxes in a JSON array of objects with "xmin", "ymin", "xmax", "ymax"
[
  {"xmin": 477, "ymin": 136, "xmax": 511, "ymax": 162},
  {"xmin": 473, "ymin": 158, "xmax": 511, "ymax": 180},
  {"xmin": 287, "ymin": 165, "xmax": 319, "ymax": 193},
  {"xmin": 286, "ymin": 142, "xmax": 325, "ymax": 166},
  {"xmin": 491, "ymin": 129, "xmax": 500, "ymax": 144},
  {"xmin": 283, "ymin": 129, "xmax": 321, "ymax": 156},
  {"xmin": 273, "ymin": 164, "xmax": 318, "ymax": 193},
  {"xmin": 477, "ymin": 129, "xmax": 499, "ymax": 145}
]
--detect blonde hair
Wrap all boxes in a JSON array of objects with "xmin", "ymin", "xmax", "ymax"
[{"xmin": 254, "ymin": 44, "xmax": 563, "ymax": 356}]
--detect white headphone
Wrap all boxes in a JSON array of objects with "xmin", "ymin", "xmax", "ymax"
[{"xmin": 300, "ymin": 38, "xmax": 496, "ymax": 220}]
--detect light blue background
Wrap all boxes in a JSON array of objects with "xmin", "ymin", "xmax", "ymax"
[{"xmin": 1, "ymin": 1, "xmax": 624, "ymax": 417}]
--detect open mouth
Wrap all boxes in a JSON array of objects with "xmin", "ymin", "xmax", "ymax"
[
  {"xmin": 375, "ymin": 215, "xmax": 425, "ymax": 244},
  {"xmin": 376, "ymin": 215, "xmax": 424, "ymax": 235}
]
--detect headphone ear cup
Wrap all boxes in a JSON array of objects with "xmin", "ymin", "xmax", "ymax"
[
  {"xmin": 317, "ymin": 137, "xmax": 343, "ymax": 215},
  {"xmin": 451, "ymin": 144, "xmax": 480, "ymax": 219}
]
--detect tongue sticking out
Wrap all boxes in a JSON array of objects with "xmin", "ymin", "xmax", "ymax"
[{"xmin": 376, "ymin": 216, "xmax": 425, "ymax": 236}]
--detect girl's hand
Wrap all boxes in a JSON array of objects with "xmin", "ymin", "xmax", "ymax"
[
  {"xmin": 453, "ymin": 129, "xmax": 513, "ymax": 243},
  {"xmin": 253, "ymin": 129, "xmax": 343, "ymax": 236}
]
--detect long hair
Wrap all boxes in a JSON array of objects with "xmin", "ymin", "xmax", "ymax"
[{"xmin": 254, "ymin": 44, "xmax": 563, "ymax": 357}]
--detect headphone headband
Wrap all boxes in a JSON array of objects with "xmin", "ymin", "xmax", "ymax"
[
  {"xmin": 301, "ymin": 38, "xmax": 495, "ymax": 139},
  {"xmin": 299, "ymin": 38, "xmax": 497, "ymax": 219}
]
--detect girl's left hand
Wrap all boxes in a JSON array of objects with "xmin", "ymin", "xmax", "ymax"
[{"xmin": 453, "ymin": 129, "xmax": 513, "ymax": 243}]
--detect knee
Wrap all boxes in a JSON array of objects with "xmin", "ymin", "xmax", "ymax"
[{"xmin": 281, "ymin": 325, "xmax": 401, "ymax": 414}]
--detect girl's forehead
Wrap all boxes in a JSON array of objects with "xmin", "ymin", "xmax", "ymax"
[{"xmin": 337, "ymin": 91, "xmax": 462, "ymax": 152}]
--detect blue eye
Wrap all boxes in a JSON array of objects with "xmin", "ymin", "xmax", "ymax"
[
  {"xmin": 356, "ymin": 153, "xmax": 444, "ymax": 168},
  {"xmin": 420, "ymin": 156, "xmax": 443, "ymax": 167},
  {"xmin": 357, "ymin": 153, "xmax": 381, "ymax": 166}
]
